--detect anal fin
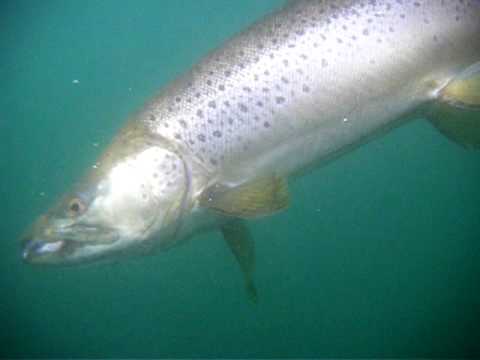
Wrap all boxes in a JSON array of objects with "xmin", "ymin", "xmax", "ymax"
[{"xmin": 221, "ymin": 220, "xmax": 257, "ymax": 304}]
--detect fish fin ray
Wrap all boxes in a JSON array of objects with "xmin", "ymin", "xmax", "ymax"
[
  {"xmin": 429, "ymin": 62, "xmax": 480, "ymax": 149},
  {"xmin": 221, "ymin": 220, "xmax": 257, "ymax": 304},
  {"xmin": 440, "ymin": 62, "xmax": 480, "ymax": 109},
  {"xmin": 200, "ymin": 176, "xmax": 289, "ymax": 218}
]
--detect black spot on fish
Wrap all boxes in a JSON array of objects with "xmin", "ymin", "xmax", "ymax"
[
  {"xmin": 275, "ymin": 96, "xmax": 286, "ymax": 104},
  {"xmin": 213, "ymin": 130, "xmax": 222, "ymax": 138},
  {"xmin": 208, "ymin": 101, "xmax": 217, "ymax": 109},
  {"xmin": 197, "ymin": 134, "xmax": 206, "ymax": 142},
  {"xmin": 239, "ymin": 103, "xmax": 248, "ymax": 112}
]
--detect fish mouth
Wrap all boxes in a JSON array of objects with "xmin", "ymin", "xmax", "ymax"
[
  {"xmin": 22, "ymin": 238, "xmax": 66, "ymax": 263},
  {"xmin": 21, "ymin": 225, "xmax": 119, "ymax": 265}
]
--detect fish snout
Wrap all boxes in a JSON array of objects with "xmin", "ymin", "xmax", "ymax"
[{"xmin": 21, "ymin": 234, "xmax": 65, "ymax": 264}]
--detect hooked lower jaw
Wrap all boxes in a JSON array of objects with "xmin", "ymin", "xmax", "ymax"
[
  {"xmin": 22, "ymin": 237, "xmax": 66, "ymax": 264},
  {"xmin": 21, "ymin": 217, "xmax": 123, "ymax": 264},
  {"xmin": 21, "ymin": 233, "xmax": 99, "ymax": 264},
  {"xmin": 21, "ymin": 237, "xmax": 112, "ymax": 265},
  {"xmin": 21, "ymin": 229, "xmax": 124, "ymax": 265}
]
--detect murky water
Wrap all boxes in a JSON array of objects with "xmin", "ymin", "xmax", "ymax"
[{"xmin": 2, "ymin": 0, "xmax": 480, "ymax": 357}]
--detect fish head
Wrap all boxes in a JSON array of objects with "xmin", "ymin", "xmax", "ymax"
[{"xmin": 22, "ymin": 134, "xmax": 190, "ymax": 265}]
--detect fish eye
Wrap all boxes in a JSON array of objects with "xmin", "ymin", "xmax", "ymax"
[{"xmin": 67, "ymin": 198, "xmax": 86, "ymax": 217}]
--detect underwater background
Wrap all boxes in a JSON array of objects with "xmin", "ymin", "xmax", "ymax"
[{"xmin": 2, "ymin": 0, "xmax": 480, "ymax": 357}]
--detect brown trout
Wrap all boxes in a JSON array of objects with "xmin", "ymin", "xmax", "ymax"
[{"xmin": 22, "ymin": 0, "xmax": 480, "ymax": 301}]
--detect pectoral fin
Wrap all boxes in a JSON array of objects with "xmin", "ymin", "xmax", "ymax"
[
  {"xmin": 441, "ymin": 62, "xmax": 480, "ymax": 109},
  {"xmin": 429, "ymin": 103, "xmax": 480, "ymax": 149},
  {"xmin": 221, "ymin": 220, "xmax": 257, "ymax": 304},
  {"xmin": 429, "ymin": 62, "xmax": 480, "ymax": 149},
  {"xmin": 200, "ymin": 176, "xmax": 289, "ymax": 218}
]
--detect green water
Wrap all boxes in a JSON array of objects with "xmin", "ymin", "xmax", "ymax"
[{"xmin": 2, "ymin": 0, "xmax": 480, "ymax": 357}]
